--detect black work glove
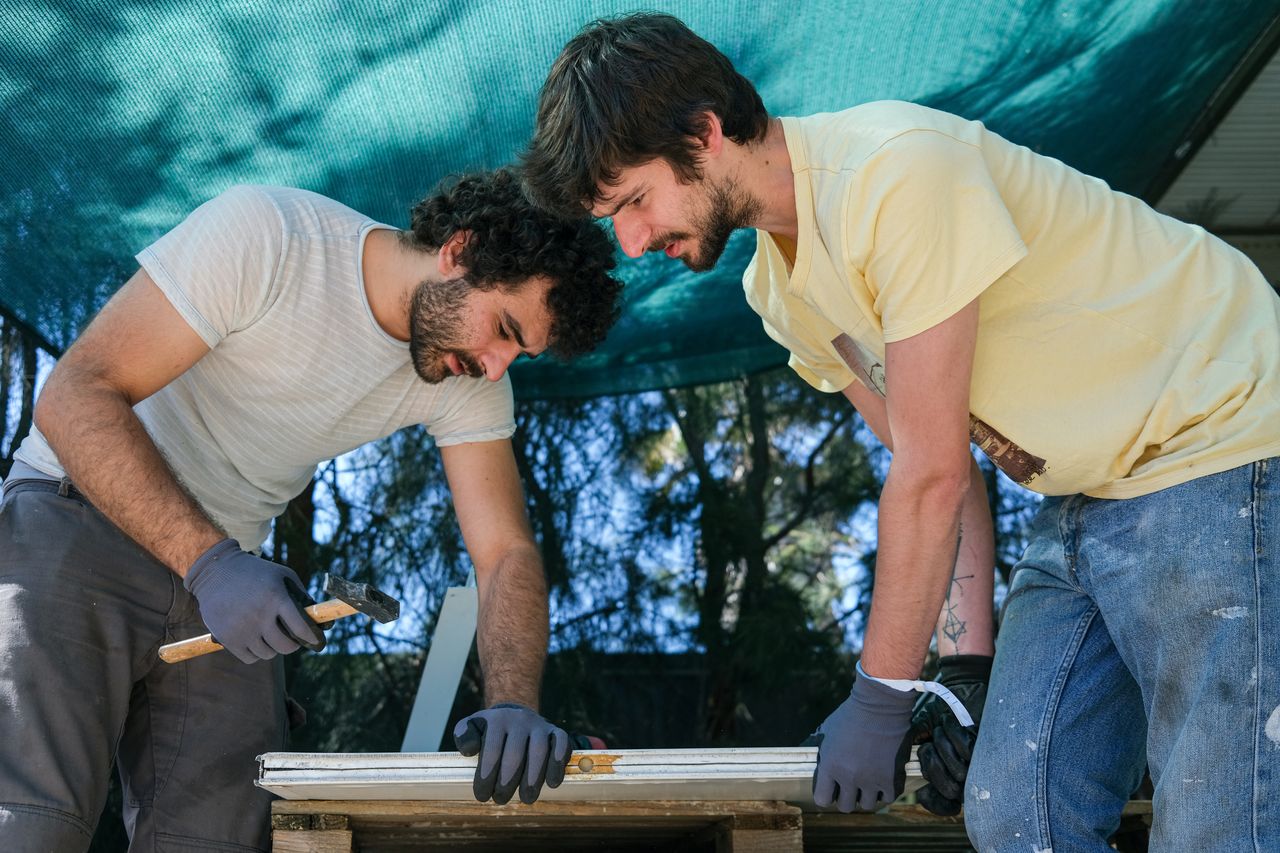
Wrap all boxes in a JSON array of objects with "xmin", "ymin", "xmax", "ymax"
[
  {"xmin": 810, "ymin": 671, "xmax": 917, "ymax": 812},
  {"xmin": 453, "ymin": 703, "xmax": 572, "ymax": 805},
  {"xmin": 908, "ymin": 654, "xmax": 992, "ymax": 815},
  {"xmin": 184, "ymin": 538, "xmax": 326, "ymax": 665}
]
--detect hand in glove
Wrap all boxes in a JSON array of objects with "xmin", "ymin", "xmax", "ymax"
[
  {"xmin": 909, "ymin": 654, "xmax": 992, "ymax": 815},
  {"xmin": 811, "ymin": 669, "xmax": 916, "ymax": 812},
  {"xmin": 454, "ymin": 703, "xmax": 572, "ymax": 805},
  {"xmin": 183, "ymin": 538, "xmax": 326, "ymax": 665}
]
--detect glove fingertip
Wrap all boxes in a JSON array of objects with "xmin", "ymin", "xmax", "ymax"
[
  {"xmin": 472, "ymin": 759, "xmax": 498, "ymax": 803},
  {"xmin": 552, "ymin": 728, "xmax": 572, "ymax": 761},
  {"xmin": 454, "ymin": 719, "xmax": 483, "ymax": 756},
  {"xmin": 546, "ymin": 729, "xmax": 571, "ymax": 788},
  {"xmin": 811, "ymin": 770, "xmax": 835, "ymax": 807},
  {"xmin": 917, "ymin": 784, "xmax": 963, "ymax": 817}
]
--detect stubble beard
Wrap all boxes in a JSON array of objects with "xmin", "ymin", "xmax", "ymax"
[
  {"xmin": 679, "ymin": 176, "xmax": 764, "ymax": 273},
  {"xmin": 408, "ymin": 277, "xmax": 484, "ymax": 384}
]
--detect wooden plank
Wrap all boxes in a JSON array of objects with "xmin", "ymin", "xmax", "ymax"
[
  {"xmin": 725, "ymin": 829, "xmax": 802, "ymax": 853},
  {"xmin": 803, "ymin": 804, "xmax": 968, "ymax": 828},
  {"xmin": 271, "ymin": 798, "xmax": 804, "ymax": 852},
  {"xmin": 721, "ymin": 811, "xmax": 803, "ymax": 853},
  {"xmin": 271, "ymin": 829, "xmax": 353, "ymax": 853}
]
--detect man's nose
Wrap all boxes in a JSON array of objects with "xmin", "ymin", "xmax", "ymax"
[
  {"xmin": 612, "ymin": 213, "xmax": 648, "ymax": 259},
  {"xmin": 483, "ymin": 342, "xmax": 522, "ymax": 382}
]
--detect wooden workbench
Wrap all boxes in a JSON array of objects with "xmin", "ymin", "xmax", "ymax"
[
  {"xmin": 260, "ymin": 750, "xmax": 1152, "ymax": 851},
  {"xmin": 270, "ymin": 800, "xmax": 1153, "ymax": 852}
]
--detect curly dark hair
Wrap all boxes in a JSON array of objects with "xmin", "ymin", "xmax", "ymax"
[
  {"xmin": 522, "ymin": 13, "xmax": 769, "ymax": 219},
  {"xmin": 408, "ymin": 168, "xmax": 622, "ymax": 358}
]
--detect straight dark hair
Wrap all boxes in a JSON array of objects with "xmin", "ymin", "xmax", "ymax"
[{"xmin": 522, "ymin": 13, "xmax": 769, "ymax": 219}]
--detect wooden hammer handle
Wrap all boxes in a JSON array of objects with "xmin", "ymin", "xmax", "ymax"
[{"xmin": 158, "ymin": 599, "xmax": 358, "ymax": 663}]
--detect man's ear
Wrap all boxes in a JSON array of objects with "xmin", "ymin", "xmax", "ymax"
[
  {"xmin": 437, "ymin": 230, "xmax": 471, "ymax": 279},
  {"xmin": 693, "ymin": 110, "xmax": 726, "ymax": 159}
]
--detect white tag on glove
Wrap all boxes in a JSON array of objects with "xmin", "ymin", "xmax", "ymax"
[{"xmin": 856, "ymin": 660, "xmax": 975, "ymax": 727}]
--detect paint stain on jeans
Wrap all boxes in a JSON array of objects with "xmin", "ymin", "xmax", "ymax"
[
  {"xmin": 1265, "ymin": 706, "xmax": 1280, "ymax": 745},
  {"xmin": 1211, "ymin": 606, "xmax": 1249, "ymax": 619}
]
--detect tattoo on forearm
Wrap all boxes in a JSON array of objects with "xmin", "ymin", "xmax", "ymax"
[{"xmin": 943, "ymin": 566, "xmax": 975, "ymax": 646}]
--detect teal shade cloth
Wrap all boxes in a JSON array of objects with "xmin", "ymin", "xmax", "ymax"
[{"xmin": 3, "ymin": 1, "xmax": 1278, "ymax": 398}]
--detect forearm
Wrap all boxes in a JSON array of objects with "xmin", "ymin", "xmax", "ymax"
[
  {"xmin": 934, "ymin": 459, "xmax": 996, "ymax": 658},
  {"xmin": 860, "ymin": 466, "xmax": 967, "ymax": 679},
  {"xmin": 475, "ymin": 543, "xmax": 549, "ymax": 708},
  {"xmin": 36, "ymin": 373, "xmax": 225, "ymax": 575}
]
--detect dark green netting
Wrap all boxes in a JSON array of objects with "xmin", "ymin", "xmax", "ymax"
[{"xmin": 3, "ymin": 1, "xmax": 1278, "ymax": 398}]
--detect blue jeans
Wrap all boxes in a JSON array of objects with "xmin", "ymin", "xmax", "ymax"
[{"xmin": 966, "ymin": 458, "xmax": 1279, "ymax": 852}]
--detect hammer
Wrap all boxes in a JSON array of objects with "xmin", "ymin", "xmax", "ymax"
[{"xmin": 158, "ymin": 573, "xmax": 401, "ymax": 663}]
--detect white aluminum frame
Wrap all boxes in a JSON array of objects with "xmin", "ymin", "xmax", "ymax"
[{"xmin": 258, "ymin": 747, "xmax": 922, "ymax": 808}]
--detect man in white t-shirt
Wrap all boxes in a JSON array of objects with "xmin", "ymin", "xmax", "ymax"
[
  {"xmin": 521, "ymin": 14, "xmax": 1280, "ymax": 853},
  {"xmin": 0, "ymin": 169, "xmax": 622, "ymax": 851}
]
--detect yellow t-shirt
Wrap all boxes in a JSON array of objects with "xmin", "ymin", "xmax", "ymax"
[{"xmin": 744, "ymin": 101, "xmax": 1280, "ymax": 498}]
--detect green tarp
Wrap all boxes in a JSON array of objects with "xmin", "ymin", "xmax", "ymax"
[{"xmin": 3, "ymin": 1, "xmax": 1278, "ymax": 398}]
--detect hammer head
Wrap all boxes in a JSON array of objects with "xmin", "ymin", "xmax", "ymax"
[{"xmin": 322, "ymin": 574, "xmax": 401, "ymax": 623}]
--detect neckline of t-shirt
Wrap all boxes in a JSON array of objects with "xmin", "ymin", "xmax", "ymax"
[
  {"xmin": 357, "ymin": 222, "xmax": 410, "ymax": 349},
  {"xmin": 778, "ymin": 116, "xmax": 815, "ymax": 299}
]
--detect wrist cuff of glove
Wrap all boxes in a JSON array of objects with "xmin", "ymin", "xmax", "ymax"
[
  {"xmin": 935, "ymin": 654, "xmax": 994, "ymax": 684},
  {"xmin": 856, "ymin": 660, "xmax": 973, "ymax": 725},
  {"xmin": 851, "ymin": 665, "xmax": 920, "ymax": 711},
  {"xmin": 183, "ymin": 538, "xmax": 242, "ymax": 593}
]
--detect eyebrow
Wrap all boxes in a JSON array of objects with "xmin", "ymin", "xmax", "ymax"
[
  {"xmin": 503, "ymin": 311, "xmax": 529, "ymax": 351},
  {"xmin": 600, "ymin": 187, "xmax": 641, "ymax": 219}
]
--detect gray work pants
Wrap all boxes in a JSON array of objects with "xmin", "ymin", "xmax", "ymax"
[{"xmin": 0, "ymin": 478, "xmax": 286, "ymax": 851}]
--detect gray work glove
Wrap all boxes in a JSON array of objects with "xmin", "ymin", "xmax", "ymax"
[
  {"xmin": 183, "ymin": 538, "xmax": 326, "ymax": 665},
  {"xmin": 453, "ymin": 703, "xmax": 572, "ymax": 805},
  {"xmin": 810, "ymin": 671, "xmax": 916, "ymax": 812},
  {"xmin": 909, "ymin": 654, "xmax": 991, "ymax": 816}
]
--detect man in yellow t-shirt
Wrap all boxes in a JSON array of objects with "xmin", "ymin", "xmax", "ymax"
[{"xmin": 523, "ymin": 13, "xmax": 1280, "ymax": 852}]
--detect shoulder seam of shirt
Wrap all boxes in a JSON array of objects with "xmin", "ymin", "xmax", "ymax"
[
  {"xmin": 807, "ymin": 126, "xmax": 981, "ymax": 179},
  {"xmin": 238, "ymin": 185, "xmax": 293, "ymax": 330},
  {"xmin": 838, "ymin": 127, "xmax": 988, "ymax": 277}
]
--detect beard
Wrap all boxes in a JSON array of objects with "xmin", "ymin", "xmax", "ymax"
[
  {"xmin": 653, "ymin": 176, "xmax": 762, "ymax": 273},
  {"xmin": 407, "ymin": 277, "xmax": 486, "ymax": 384}
]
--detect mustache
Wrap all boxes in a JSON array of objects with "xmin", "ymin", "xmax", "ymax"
[
  {"xmin": 453, "ymin": 350, "xmax": 484, "ymax": 378},
  {"xmin": 646, "ymin": 232, "xmax": 690, "ymax": 254}
]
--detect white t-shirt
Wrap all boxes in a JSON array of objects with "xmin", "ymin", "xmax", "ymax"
[{"xmin": 17, "ymin": 185, "xmax": 516, "ymax": 548}]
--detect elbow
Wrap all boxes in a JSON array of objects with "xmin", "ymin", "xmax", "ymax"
[
  {"xmin": 888, "ymin": 458, "xmax": 971, "ymax": 519},
  {"xmin": 923, "ymin": 470, "xmax": 971, "ymax": 518},
  {"xmin": 32, "ymin": 373, "xmax": 64, "ymax": 435},
  {"xmin": 33, "ymin": 361, "xmax": 118, "ymax": 438}
]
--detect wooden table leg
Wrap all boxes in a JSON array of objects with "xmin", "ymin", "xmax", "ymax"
[
  {"xmin": 715, "ymin": 809, "xmax": 804, "ymax": 852},
  {"xmin": 271, "ymin": 814, "xmax": 353, "ymax": 853}
]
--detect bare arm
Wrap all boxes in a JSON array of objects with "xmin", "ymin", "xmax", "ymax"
[
  {"xmin": 937, "ymin": 460, "xmax": 995, "ymax": 657},
  {"xmin": 842, "ymin": 300, "xmax": 986, "ymax": 678},
  {"xmin": 34, "ymin": 269, "xmax": 226, "ymax": 574},
  {"xmin": 842, "ymin": 365, "xmax": 995, "ymax": 662},
  {"xmin": 442, "ymin": 439, "xmax": 547, "ymax": 709}
]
